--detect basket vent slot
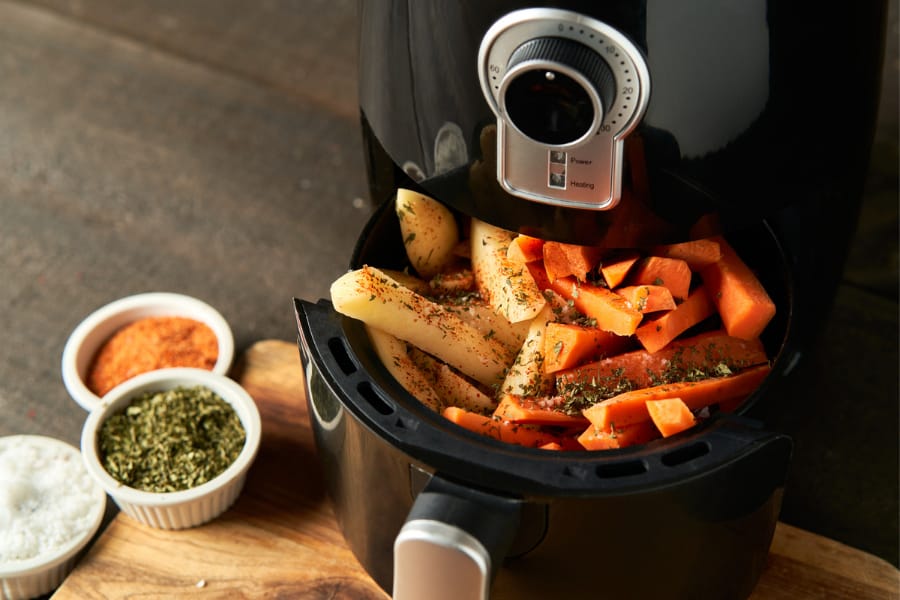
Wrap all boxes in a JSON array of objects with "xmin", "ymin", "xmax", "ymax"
[
  {"xmin": 661, "ymin": 442, "xmax": 710, "ymax": 467},
  {"xmin": 563, "ymin": 465, "xmax": 589, "ymax": 480},
  {"xmin": 595, "ymin": 460, "xmax": 647, "ymax": 479},
  {"xmin": 328, "ymin": 337, "xmax": 357, "ymax": 375},
  {"xmin": 395, "ymin": 417, "xmax": 420, "ymax": 431},
  {"xmin": 357, "ymin": 381, "xmax": 394, "ymax": 415}
]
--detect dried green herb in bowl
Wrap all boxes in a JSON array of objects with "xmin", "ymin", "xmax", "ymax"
[
  {"xmin": 81, "ymin": 367, "xmax": 261, "ymax": 530},
  {"xmin": 98, "ymin": 385, "xmax": 246, "ymax": 493}
]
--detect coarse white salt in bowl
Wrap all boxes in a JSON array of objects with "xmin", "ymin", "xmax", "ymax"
[
  {"xmin": 0, "ymin": 435, "xmax": 106, "ymax": 600},
  {"xmin": 80, "ymin": 368, "xmax": 261, "ymax": 530},
  {"xmin": 61, "ymin": 292, "xmax": 235, "ymax": 412}
]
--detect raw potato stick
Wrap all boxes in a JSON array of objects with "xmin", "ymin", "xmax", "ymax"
[
  {"xmin": 471, "ymin": 218, "xmax": 546, "ymax": 323},
  {"xmin": 501, "ymin": 304, "xmax": 555, "ymax": 396},
  {"xmin": 409, "ymin": 348, "xmax": 496, "ymax": 412},
  {"xmin": 366, "ymin": 326, "xmax": 443, "ymax": 411},
  {"xmin": 331, "ymin": 266, "xmax": 514, "ymax": 387},
  {"xmin": 395, "ymin": 188, "xmax": 459, "ymax": 279}
]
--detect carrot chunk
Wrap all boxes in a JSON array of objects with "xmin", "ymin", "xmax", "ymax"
[
  {"xmin": 492, "ymin": 394, "xmax": 588, "ymax": 427},
  {"xmin": 615, "ymin": 285, "xmax": 676, "ymax": 314},
  {"xmin": 577, "ymin": 420, "xmax": 659, "ymax": 450},
  {"xmin": 543, "ymin": 241, "xmax": 603, "ymax": 282},
  {"xmin": 543, "ymin": 322, "xmax": 631, "ymax": 373},
  {"xmin": 650, "ymin": 239, "xmax": 723, "ymax": 269},
  {"xmin": 634, "ymin": 286, "xmax": 715, "ymax": 353},
  {"xmin": 628, "ymin": 256, "xmax": 692, "ymax": 301},
  {"xmin": 646, "ymin": 398, "xmax": 696, "ymax": 437},
  {"xmin": 548, "ymin": 276, "xmax": 643, "ymax": 336},
  {"xmin": 556, "ymin": 329, "xmax": 769, "ymax": 394},
  {"xmin": 701, "ymin": 237, "xmax": 776, "ymax": 340},
  {"xmin": 600, "ymin": 251, "xmax": 641, "ymax": 288},
  {"xmin": 582, "ymin": 364, "xmax": 771, "ymax": 430},
  {"xmin": 507, "ymin": 234, "xmax": 545, "ymax": 263},
  {"xmin": 443, "ymin": 406, "xmax": 568, "ymax": 448}
]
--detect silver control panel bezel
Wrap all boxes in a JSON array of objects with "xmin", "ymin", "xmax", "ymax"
[{"xmin": 478, "ymin": 8, "xmax": 650, "ymax": 210}]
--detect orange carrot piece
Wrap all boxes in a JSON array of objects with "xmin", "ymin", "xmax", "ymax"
[
  {"xmin": 615, "ymin": 285, "xmax": 676, "ymax": 314},
  {"xmin": 582, "ymin": 364, "xmax": 771, "ymax": 430},
  {"xmin": 526, "ymin": 260, "xmax": 552, "ymax": 291},
  {"xmin": 701, "ymin": 236, "xmax": 776, "ymax": 340},
  {"xmin": 650, "ymin": 239, "xmax": 723, "ymax": 270},
  {"xmin": 634, "ymin": 286, "xmax": 715, "ymax": 353},
  {"xmin": 443, "ymin": 406, "xmax": 567, "ymax": 448},
  {"xmin": 539, "ymin": 442, "xmax": 563, "ymax": 451},
  {"xmin": 548, "ymin": 276, "xmax": 643, "ymax": 336},
  {"xmin": 543, "ymin": 322, "xmax": 631, "ymax": 373},
  {"xmin": 600, "ymin": 251, "xmax": 641, "ymax": 288},
  {"xmin": 492, "ymin": 394, "xmax": 588, "ymax": 427},
  {"xmin": 577, "ymin": 420, "xmax": 659, "ymax": 450},
  {"xmin": 646, "ymin": 398, "xmax": 696, "ymax": 437},
  {"xmin": 628, "ymin": 256, "xmax": 692, "ymax": 301},
  {"xmin": 507, "ymin": 234, "xmax": 545, "ymax": 263},
  {"xmin": 556, "ymin": 329, "xmax": 769, "ymax": 393},
  {"xmin": 543, "ymin": 242, "xmax": 603, "ymax": 282}
]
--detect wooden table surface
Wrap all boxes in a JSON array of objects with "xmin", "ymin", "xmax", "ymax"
[
  {"xmin": 0, "ymin": 0, "xmax": 896, "ymax": 592},
  {"xmin": 52, "ymin": 340, "xmax": 900, "ymax": 599}
]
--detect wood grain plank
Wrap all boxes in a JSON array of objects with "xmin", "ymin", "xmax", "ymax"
[
  {"xmin": 53, "ymin": 340, "xmax": 389, "ymax": 599},
  {"xmin": 53, "ymin": 340, "xmax": 899, "ymax": 599}
]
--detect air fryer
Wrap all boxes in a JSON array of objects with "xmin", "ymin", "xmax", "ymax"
[{"xmin": 294, "ymin": 2, "xmax": 886, "ymax": 599}]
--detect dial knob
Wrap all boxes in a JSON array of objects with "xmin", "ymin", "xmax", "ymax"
[{"xmin": 500, "ymin": 37, "xmax": 616, "ymax": 146}]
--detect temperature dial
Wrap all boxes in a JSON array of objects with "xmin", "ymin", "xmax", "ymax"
[
  {"xmin": 501, "ymin": 37, "xmax": 617, "ymax": 146},
  {"xmin": 478, "ymin": 8, "xmax": 650, "ymax": 210}
]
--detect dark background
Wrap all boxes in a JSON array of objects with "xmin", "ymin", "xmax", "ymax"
[{"xmin": 0, "ymin": 0, "xmax": 896, "ymax": 569}]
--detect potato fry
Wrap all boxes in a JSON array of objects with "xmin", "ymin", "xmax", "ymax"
[
  {"xmin": 366, "ymin": 326, "xmax": 443, "ymax": 411},
  {"xmin": 471, "ymin": 218, "xmax": 546, "ymax": 323},
  {"xmin": 443, "ymin": 299, "xmax": 530, "ymax": 353},
  {"xmin": 331, "ymin": 266, "xmax": 514, "ymax": 387},
  {"xmin": 396, "ymin": 188, "xmax": 459, "ymax": 279},
  {"xmin": 409, "ymin": 348, "xmax": 496, "ymax": 412},
  {"xmin": 501, "ymin": 304, "xmax": 555, "ymax": 397}
]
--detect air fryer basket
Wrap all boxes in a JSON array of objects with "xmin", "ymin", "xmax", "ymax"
[{"xmin": 295, "ymin": 192, "xmax": 795, "ymax": 598}]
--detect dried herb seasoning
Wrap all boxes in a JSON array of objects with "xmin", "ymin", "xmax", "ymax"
[{"xmin": 98, "ymin": 385, "xmax": 245, "ymax": 493}]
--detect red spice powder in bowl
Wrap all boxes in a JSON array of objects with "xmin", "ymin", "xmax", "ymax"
[{"xmin": 62, "ymin": 293, "xmax": 235, "ymax": 412}]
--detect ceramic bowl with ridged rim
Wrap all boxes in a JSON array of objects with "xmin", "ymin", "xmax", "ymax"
[
  {"xmin": 0, "ymin": 435, "xmax": 107, "ymax": 600},
  {"xmin": 80, "ymin": 368, "xmax": 261, "ymax": 530},
  {"xmin": 62, "ymin": 292, "xmax": 235, "ymax": 412}
]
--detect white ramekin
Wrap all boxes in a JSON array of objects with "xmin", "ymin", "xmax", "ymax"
[
  {"xmin": 80, "ymin": 368, "xmax": 261, "ymax": 530},
  {"xmin": 0, "ymin": 435, "xmax": 107, "ymax": 600},
  {"xmin": 61, "ymin": 292, "xmax": 235, "ymax": 412}
]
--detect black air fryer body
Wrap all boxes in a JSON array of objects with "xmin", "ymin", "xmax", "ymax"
[{"xmin": 295, "ymin": 2, "xmax": 886, "ymax": 598}]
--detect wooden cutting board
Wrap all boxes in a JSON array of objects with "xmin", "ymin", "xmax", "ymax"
[{"xmin": 53, "ymin": 340, "xmax": 899, "ymax": 599}]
